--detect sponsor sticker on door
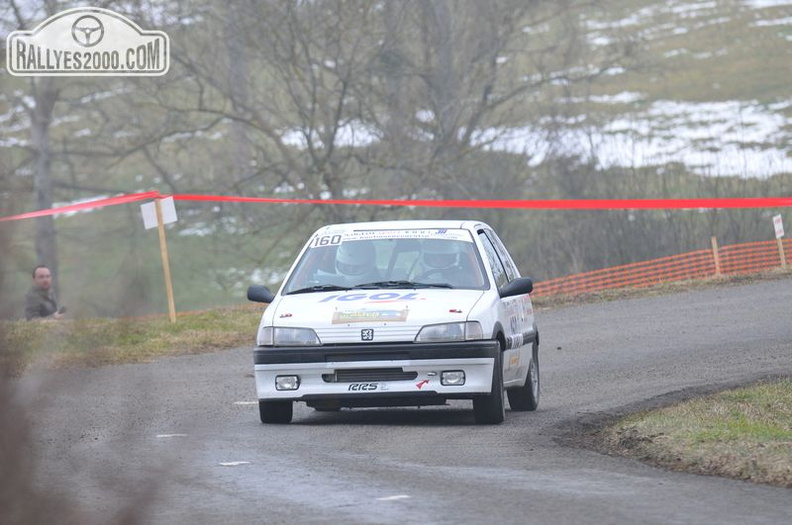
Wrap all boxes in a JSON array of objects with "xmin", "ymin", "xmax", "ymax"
[{"xmin": 6, "ymin": 7, "xmax": 169, "ymax": 76}]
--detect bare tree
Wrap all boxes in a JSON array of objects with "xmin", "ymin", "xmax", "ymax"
[
  {"xmin": 28, "ymin": 76, "xmax": 60, "ymax": 289},
  {"xmin": 4, "ymin": 1, "xmax": 64, "ymax": 290}
]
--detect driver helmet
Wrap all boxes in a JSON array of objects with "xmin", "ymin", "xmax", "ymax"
[
  {"xmin": 422, "ymin": 239, "xmax": 459, "ymax": 269},
  {"xmin": 336, "ymin": 241, "xmax": 376, "ymax": 276}
]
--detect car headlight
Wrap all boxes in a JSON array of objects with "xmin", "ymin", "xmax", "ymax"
[
  {"xmin": 259, "ymin": 326, "xmax": 321, "ymax": 346},
  {"xmin": 415, "ymin": 321, "xmax": 484, "ymax": 342}
]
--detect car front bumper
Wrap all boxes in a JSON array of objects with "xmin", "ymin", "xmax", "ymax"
[{"xmin": 254, "ymin": 340, "xmax": 499, "ymax": 405}]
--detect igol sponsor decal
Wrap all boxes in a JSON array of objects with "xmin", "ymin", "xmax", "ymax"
[{"xmin": 319, "ymin": 292, "xmax": 424, "ymax": 303}]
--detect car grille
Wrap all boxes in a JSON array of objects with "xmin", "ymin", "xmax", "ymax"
[{"xmin": 322, "ymin": 368, "xmax": 418, "ymax": 383}]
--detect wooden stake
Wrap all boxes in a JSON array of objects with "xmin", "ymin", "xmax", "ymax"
[
  {"xmin": 155, "ymin": 198, "xmax": 177, "ymax": 323},
  {"xmin": 778, "ymin": 238, "xmax": 787, "ymax": 270},
  {"xmin": 711, "ymin": 236, "xmax": 721, "ymax": 277}
]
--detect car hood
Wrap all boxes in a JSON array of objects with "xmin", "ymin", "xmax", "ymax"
[{"xmin": 269, "ymin": 289, "xmax": 486, "ymax": 344}]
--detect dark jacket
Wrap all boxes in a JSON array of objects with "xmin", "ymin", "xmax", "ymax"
[{"xmin": 24, "ymin": 285, "xmax": 59, "ymax": 320}]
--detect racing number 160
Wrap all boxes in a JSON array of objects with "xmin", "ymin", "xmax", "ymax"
[{"xmin": 311, "ymin": 234, "xmax": 342, "ymax": 247}]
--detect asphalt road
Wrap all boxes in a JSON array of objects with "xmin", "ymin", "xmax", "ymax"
[{"xmin": 18, "ymin": 278, "xmax": 792, "ymax": 524}]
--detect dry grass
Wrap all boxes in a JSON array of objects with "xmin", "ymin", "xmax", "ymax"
[
  {"xmin": 600, "ymin": 379, "xmax": 792, "ymax": 488},
  {"xmin": 1, "ymin": 305, "xmax": 263, "ymax": 374}
]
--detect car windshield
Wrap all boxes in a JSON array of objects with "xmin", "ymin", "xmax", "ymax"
[{"xmin": 282, "ymin": 228, "xmax": 489, "ymax": 294}]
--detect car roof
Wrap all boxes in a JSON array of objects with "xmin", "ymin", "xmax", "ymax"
[{"xmin": 312, "ymin": 219, "xmax": 492, "ymax": 235}]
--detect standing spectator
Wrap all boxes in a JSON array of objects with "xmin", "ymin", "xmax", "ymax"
[{"xmin": 24, "ymin": 265, "xmax": 64, "ymax": 320}]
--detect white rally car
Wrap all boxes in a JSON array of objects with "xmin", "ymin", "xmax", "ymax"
[{"xmin": 247, "ymin": 220, "xmax": 539, "ymax": 424}]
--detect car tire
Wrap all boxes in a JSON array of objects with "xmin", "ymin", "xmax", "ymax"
[
  {"xmin": 259, "ymin": 400, "xmax": 293, "ymax": 424},
  {"xmin": 473, "ymin": 345, "xmax": 505, "ymax": 424},
  {"xmin": 507, "ymin": 341, "xmax": 540, "ymax": 411}
]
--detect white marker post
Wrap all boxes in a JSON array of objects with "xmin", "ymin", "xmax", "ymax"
[
  {"xmin": 141, "ymin": 197, "xmax": 178, "ymax": 322},
  {"xmin": 773, "ymin": 215, "xmax": 786, "ymax": 269}
]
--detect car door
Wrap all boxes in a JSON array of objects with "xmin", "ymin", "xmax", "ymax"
[{"xmin": 478, "ymin": 229, "xmax": 535, "ymax": 387}]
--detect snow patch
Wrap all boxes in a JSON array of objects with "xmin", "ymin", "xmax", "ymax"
[{"xmin": 478, "ymin": 100, "xmax": 790, "ymax": 177}]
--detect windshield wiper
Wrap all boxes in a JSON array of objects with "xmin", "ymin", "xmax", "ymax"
[
  {"xmin": 415, "ymin": 282, "xmax": 454, "ymax": 289},
  {"xmin": 354, "ymin": 280, "xmax": 454, "ymax": 289},
  {"xmin": 287, "ymin": 284, "xmax": 352, "ymax": 295}
]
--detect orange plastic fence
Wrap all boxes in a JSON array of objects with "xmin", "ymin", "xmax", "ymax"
[{"xmin": 532, "ymin": 239, "xmax": 790, "ymax": 297}]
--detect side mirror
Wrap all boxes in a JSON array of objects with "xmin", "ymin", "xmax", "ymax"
[
  {"xmin": 247, "ymin": 285, "xmax": 275, "ymax": 304},
  {"xmin": 499, "ymin": 277, "xmax": 533, "ymax": 298}
]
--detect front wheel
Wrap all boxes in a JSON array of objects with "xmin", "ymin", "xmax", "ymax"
[
  {"xmin": 259, "ymin": 400, "xmax": 293, "ymax": 424},
  {"xmin": 507, "ymin": 341, "xmax": 539, "ymax": 411},
  {"xmin": 473, "ymin": 346, "xmax": 505, "ymax": 424}
]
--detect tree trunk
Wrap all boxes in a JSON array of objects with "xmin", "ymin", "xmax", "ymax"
[
  {"xmin": 29, "ymin": 77, "xmax": 59, "ymax": 293},
  {"xmin": 225, "ymin": 3, "xmax": 251, "ymax": 188}
]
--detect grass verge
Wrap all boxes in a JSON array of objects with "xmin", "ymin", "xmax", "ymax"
[
  {"xmin": 1, "ymin": 305, "xmax": 263, "ymax": 374},
  {"xmin": 599, "ymin": 379, "xmax": 792, "ymax": 488}
]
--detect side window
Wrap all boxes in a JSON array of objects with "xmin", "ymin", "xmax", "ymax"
[
  {"xmin": 485, "ymin": 230, "xmax": 519, "ymax": 281},
  {"xmin": 478, "ymin": 232, "xmax": 509, "ymax": 289}
]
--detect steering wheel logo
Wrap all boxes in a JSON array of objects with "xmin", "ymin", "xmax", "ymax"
[{"xmin": 71, "ymin": 15, "xmax": 104, "ymax": 47}]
